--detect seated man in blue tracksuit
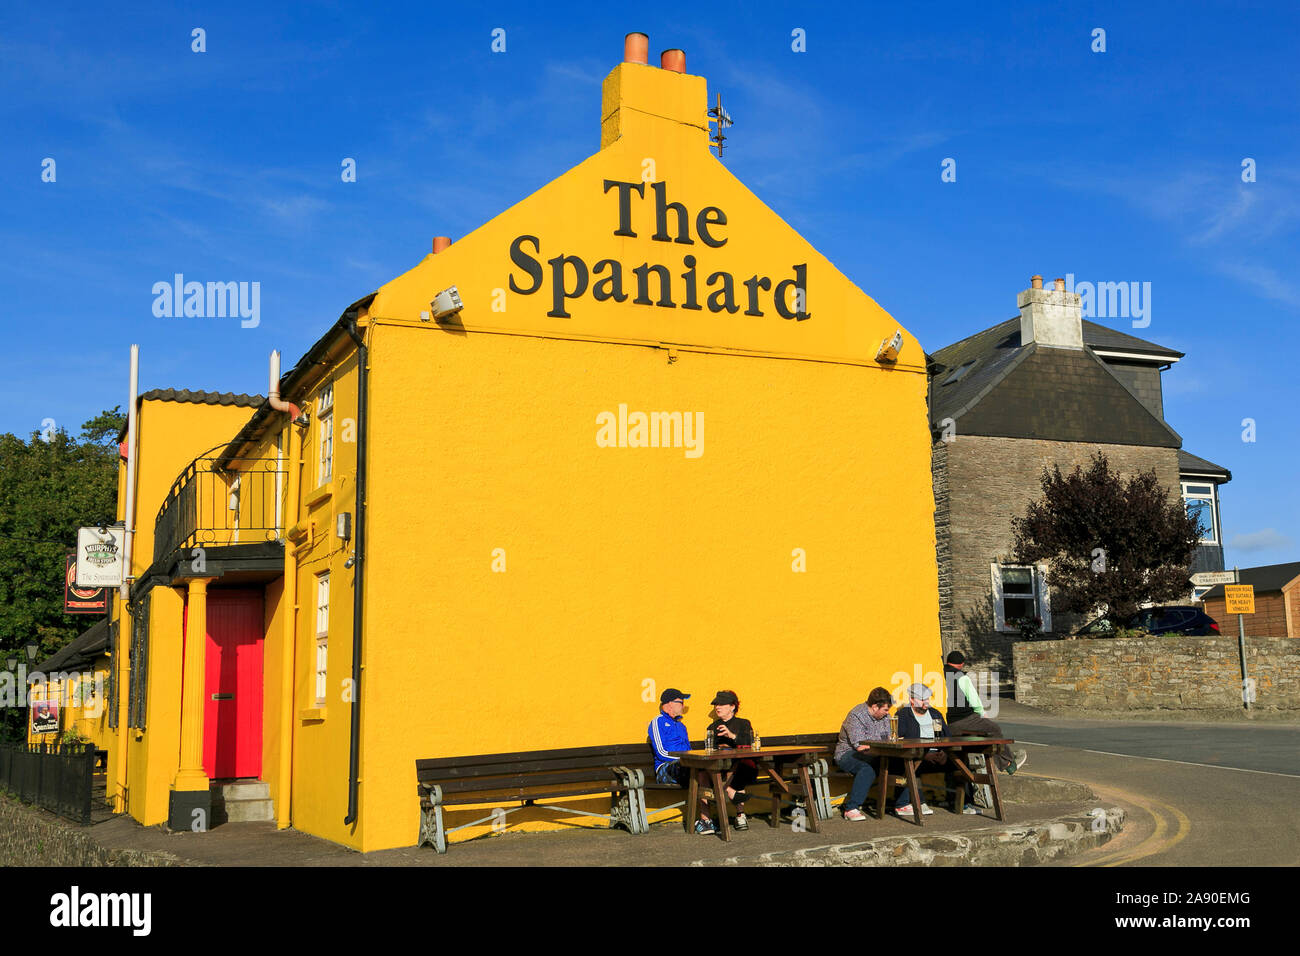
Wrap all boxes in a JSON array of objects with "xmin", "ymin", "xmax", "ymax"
[
  {"xmin": 648, "ymin": 687, "xmax": 716, "ymax": 834},
  {"xmin": 892, "ymin": 682, "xmax": 958, "ymax": 817}
]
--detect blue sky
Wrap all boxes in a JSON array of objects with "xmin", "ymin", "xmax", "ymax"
[{"xmin": 2, "ymin": 1, "xmax": 1296, "ymax": 568}]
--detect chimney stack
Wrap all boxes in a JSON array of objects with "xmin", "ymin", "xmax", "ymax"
[{"xmin": 1018, "ymin": 273, "xmax": 1083, "ymax": 350}]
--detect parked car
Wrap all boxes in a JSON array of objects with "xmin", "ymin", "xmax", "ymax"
[{"xmin": 1075, "ymin": 605, "xmax": 1220, "ymax": 637}]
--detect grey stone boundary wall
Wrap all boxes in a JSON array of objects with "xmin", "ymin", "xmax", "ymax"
[
  {"xmin": 0, "ymin": 793, "xmax": 182, "ymax": 867},
  {"xmin": 1014, "ymin": 636, "xmax": 1300, "ymax": 712}
]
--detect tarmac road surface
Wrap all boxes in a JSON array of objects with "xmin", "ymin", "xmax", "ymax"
[{"xmin": 997, "ymin": 701, "xmax": 1300, "ymax": 866}]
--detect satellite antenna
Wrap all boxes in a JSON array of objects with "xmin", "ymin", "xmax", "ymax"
[{"xmin": 708, "ymin": 92, "xmax": 732, "ymax": 158}]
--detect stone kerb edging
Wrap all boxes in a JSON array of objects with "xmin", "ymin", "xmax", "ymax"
[{"xmin": 692, "ymin": 776, "xmax": 1124, "ymax": 867}]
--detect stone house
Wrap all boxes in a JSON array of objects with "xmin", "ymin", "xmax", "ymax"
[{"xmin": 929, "ymin": 276, "xmax": 1232, "ymax": 669}]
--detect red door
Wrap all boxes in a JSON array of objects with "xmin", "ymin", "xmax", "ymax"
[{"xmin": 198, "ymin": 590, "xmax": 264, "ymax": 780}]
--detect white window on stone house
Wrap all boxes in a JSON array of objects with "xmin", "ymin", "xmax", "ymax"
[
  {"xmin": 317, "ymin": 382, "xmax": 334, "ymax": 486},
  {"xmin": 315, "ymin": 571, "xmax": 329, "ymax": 707},
  {"xmin": 991, "ymin": 562, "xmax": 1052, "ymax": 633},
  {"xmin": 1181, "ymin": 482, "xmax": 1218, "ymax": 545}
]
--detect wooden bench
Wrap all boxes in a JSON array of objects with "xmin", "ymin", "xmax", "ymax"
[{"xmin": 416, "ymin": 743, "xmax": 654, "ymax": 852}]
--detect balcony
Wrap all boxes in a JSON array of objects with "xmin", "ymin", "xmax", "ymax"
[{"xmin": 153, "ymin": 456, "xmax": 286, "ymax": 566}]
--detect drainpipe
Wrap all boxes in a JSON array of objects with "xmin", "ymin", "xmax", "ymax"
[
  {"xmin": 271, "ymin": 351, "xmax": 304, "ymax": 829},
  {"xmin": 113, "ymin": 345, "xmax": 139, "ymax": 812},
  {"xmin": 343, "ymin": 319, "xmax": 368, "ymax": 827}
]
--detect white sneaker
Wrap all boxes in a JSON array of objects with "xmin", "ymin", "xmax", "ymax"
[
  {"xmin": 843, "ymin": 808, "xmax": 868, "ymax": 821},
  {"xmin": 962, "ymin": 806, "xmax": 981, "ymax": 815},
  {"xmin": 894, "ymin": 805, "xmax": 917, "ymax": 817},
  {"xmin": 920, "ymin": 803, "xmax": 935, "ymax": 816}
]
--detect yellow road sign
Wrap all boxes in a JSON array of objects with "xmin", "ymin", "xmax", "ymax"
[{"xmin": 1224, "ymin": 584, "xmax": 1255, "ymax": 614}]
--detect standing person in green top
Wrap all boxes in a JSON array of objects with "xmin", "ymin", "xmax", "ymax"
[
  {"xmin": 705, "ymin": 690, "xmax": 757, "ymax": 831},
  {"xmin": 942, "ymin": 651, "xmax": 1026, "ymax": 774}
]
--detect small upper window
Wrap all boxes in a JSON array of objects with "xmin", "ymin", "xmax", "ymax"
[
  {"xmin": 941, "ymin": 361, "xmax": 977, "ymax": 386},
  {"xmin": 317, "ymin": 383, "xmax": 334, "ymax": 485}
]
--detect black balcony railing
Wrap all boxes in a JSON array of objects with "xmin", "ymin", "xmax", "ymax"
[
  {"xmin": 0, "ymin": 742, "xmax": 96, "ymax": 825},
  {"xmin": 153, "ymin": 456, "xmax": 286, "ymax": 565}
]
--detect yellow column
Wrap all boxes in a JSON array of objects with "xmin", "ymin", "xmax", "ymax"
[{"xmin": 173, "ymin": 577, "xmax": 215, "ymax": 791}]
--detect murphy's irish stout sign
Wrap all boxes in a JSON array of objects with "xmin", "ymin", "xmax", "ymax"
[{"xmin": 508, "ymin": 180, "xmax": 809, "ymax": 321}]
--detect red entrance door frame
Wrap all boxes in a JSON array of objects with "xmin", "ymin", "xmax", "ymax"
[{"xmin": 183, "ymin": 589, "xmax": 265, "ymax": 780}]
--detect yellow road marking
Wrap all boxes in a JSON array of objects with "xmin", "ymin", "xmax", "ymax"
[{"xmin": 1018, "ymin": 772, "xmax": 1191, "ymax": 867}]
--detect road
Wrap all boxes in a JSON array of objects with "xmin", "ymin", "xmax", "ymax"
[{"xmin": 995, "ymin": 702, "xmax": 1300, "ymax": 866}]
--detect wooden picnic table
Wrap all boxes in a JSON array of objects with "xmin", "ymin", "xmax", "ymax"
[
  {"xmin": 669, "ymin": 745, "xmax": 828, "ymax": 841},
  {"xmin": 859, "ymin": 736, "xmax": 1013, "ymax": 827}
]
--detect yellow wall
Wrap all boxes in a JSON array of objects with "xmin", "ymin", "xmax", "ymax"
[{"xmin": 106, "ymin": 397, "xmax": 259, "ymax": 824}]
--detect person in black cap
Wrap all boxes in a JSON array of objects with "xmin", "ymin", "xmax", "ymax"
[
  {"xmin": 943, "ymin": 651, "xmax": 1025, "ymax": 777},
  {"xmin": 648, "ymin": 687, "xmax": 716, "ymax": 834},
  {"xmin": 704, "ymin": 690, "xmax": 756, "ymax": 830}
]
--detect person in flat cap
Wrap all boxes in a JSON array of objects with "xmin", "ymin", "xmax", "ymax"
[
  {"xmin": 704, "ymin": 690, "xmax": 756, "ymax": 830},
  {"xmin": 891, "ymin": 682, "xmax": 953, "ymax": 818},
  {"xmin": 943, "ymin": 651, "xmax": 1026, "ymax": 777},
  {"xmin": 648, "ymin": 687, "xmax": 716, "ymax": 834}
]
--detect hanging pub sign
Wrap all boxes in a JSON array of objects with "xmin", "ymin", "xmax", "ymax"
[
  {"xmin": 75, "ymin": 526, "xmax": 123, "ymax": 589},
  {"xmin": 30, "ymin": 697, "xmax": 59, "ymax": 735},
  {"xmin": 65, "ymin": 552, "xmax": 108, "ymax": 614}
]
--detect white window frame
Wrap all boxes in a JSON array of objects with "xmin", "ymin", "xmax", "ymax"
[
  {"xmin": 315, "ymin": 572, "xmax": 330, "ymax": 707},
  {"xmin": 991, "ymin": 562, "xmax": 1053, "ymax": 633},
  {"xmin": 317, "ymin": 382, "xmax": 334, "ymax": 486},
  {"xmin": 1180, "ymin": 481, "xmax": 1218, "ymax": 545}
]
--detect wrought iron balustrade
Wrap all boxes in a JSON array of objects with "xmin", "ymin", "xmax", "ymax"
[{"xmin": 153, "ymin": 456, "xmax": 286, "ymax": 564}]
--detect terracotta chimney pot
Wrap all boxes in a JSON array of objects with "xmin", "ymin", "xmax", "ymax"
[
  {"xmin": 432, "ymin": 236, "xmax": 451, "ymax": 254},
  {"xmin": 660, "ymin": 49, "xmax": 686, "ymax": 73},
  {"xmin": 624, "ymin": 32, "xmax": 648, "ymax": 64},
  {"xmin": 1030, "ymin": 275, "xmax": 1043, "ymax": 290},
  {"xmin": 1054, "ymin": 277, "xmax": 1066, "ymax": 291}
]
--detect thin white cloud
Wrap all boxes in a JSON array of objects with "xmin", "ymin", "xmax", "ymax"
[{"xmin": 1229, "ymin": 529, "xmax": 1295, "ymax": 552}]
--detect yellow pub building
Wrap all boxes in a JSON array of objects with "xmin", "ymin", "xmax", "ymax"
[{"xmin": 95, "ymin": 36, "xmax": 942, "ymax": 852}]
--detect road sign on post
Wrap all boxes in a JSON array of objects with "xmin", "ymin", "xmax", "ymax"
[
  {"xmin": 1229, "ymin": 569, "xmax": 1251, "ymax": 710},
  {"xmin": 1224, "ymin": 584, "xmax": 1255, "ymax": 615},
  {"xmin": 1191, "ymin": 571, "xmax": 1236, "ymax": 587}
]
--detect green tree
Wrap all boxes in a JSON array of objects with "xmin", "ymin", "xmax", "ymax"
[
  {"xmin": 1011, "ymin": 453, "xmax": 1201, "ymax": 627},
  {"xmin": 0, "ymin": 408, "xmax": 124, "ymax": 739}
]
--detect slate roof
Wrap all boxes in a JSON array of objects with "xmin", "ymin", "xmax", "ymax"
[
  {"xmin": 928, "ymin": 316, "xmax": 1183, "ymax": 446},
  {"xmin": 33, "ymin": 618, "xmax": 110, "ymax": 674},
  {"xmin": 1079, "ymin": 323, "xmax": 1184, "ymax": 360},
  {"xmin": 1201, "ymin": 562, "xmax": 1300, "ymax": 600},
  {"xmin": 1178, "ymin": 450, "xmax": 1232, "ymax": 481}
]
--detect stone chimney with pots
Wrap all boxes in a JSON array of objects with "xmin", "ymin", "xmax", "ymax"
[{"xmin": 1017, "ymin": 275, "xmax": 1083, "ymax": 350}]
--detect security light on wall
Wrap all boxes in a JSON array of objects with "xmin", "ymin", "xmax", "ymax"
[
  {"xmin": 875, "ymin": 330, "xmax": 903, "ymax": 364},
  {"xmin": 431, "ymin": 286, "xmax": 464, "ymax": 320}
]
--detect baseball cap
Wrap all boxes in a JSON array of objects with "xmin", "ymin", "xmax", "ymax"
[{"xmin": 660, "ymin": 688, "xmax": 690, "ymax": 704}]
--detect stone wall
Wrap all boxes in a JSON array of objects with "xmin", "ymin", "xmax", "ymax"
[
  {"xmin": 1014, "ymin": 636, "xmax": 1300, "ymax": 712},
  {"xmin": 939, "ymin": 436, "xmax": 1180, "ymax": 673},
  {"xmin": 0, "ymin": 793, "xmax": 181, "ymax": 866}
]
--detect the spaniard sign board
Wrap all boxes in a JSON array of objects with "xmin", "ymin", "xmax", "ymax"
[
  {"xmin": 75, "ymin": 527, "xmax": 123, "ymax": 589},
  {"xmin": 65, "ymin": 553, "xmax": 108, "ymax": 614},
  {"xmin": 30, "ymin": 697, "xmax": 59, "ymax": 735}
]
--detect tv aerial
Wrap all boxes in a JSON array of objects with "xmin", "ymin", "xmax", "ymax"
[{"xmin": 708, "ymin": 93, "xmax": 732, "ymax": 158}]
